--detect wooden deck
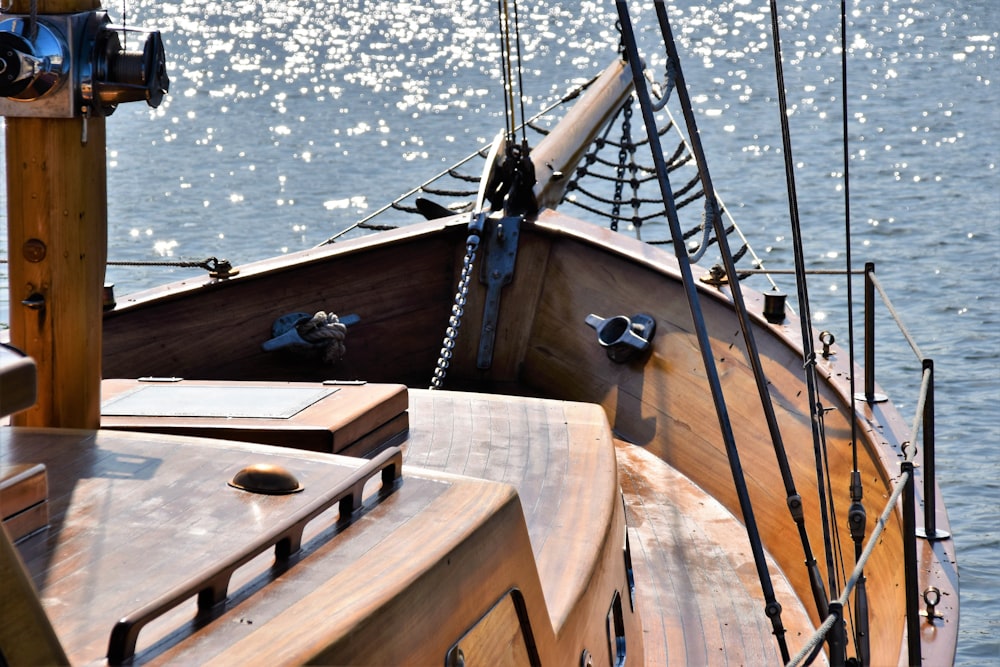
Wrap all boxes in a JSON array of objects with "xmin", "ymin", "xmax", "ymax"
[
  {"xmin": 402, "ymin": 389, "xmax": 816, "ymax": 664},
  {"xmin": 616, "ymin": 440, "xmax": 820, "ymax": 665},
  {"xmin": 0, "ymin": 427, "xmax": 554, "ymax": 664},
  {"xmin": 2, "ymin": 386, "xmax": 818, "ymax": 664}
]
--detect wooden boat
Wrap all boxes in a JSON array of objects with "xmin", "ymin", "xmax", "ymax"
[
  {"xmin": 1, "ymin": 2, "xmax": 958, "ymax": 665},
  {"xmin": 90, "ymin": 211, "xmax": 960, "ymax": 666}
]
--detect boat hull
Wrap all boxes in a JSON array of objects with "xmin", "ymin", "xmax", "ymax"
[{"xmin": 100, "ymin": 211, "xmax": 958, "ymax": 664}]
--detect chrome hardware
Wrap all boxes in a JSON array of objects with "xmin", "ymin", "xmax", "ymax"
[
  {"xmin": 0, "ymin": 11, "xmax": 168, "ymax": 118},
  {"xmin": 445, "ymin": 647, "xmax": 466, "ymax": 667},
  {"xmin": 819, "ymin": 330, "xmax": 835, "ymax": 358},
  {"xmin": 585, "ymin": 313, "xmax": 655, "ymax": 364},
  {"xmin": 432, "ymin": 212, "xmax": 484, "ymax": 388},
  {"xmin": 20, "ymin": 292, "xmax": 44, "ymax": 310},
  {"xmin": 88, "ymin": 24, "xmax": 168, "ymax": 113},
  {"xmin": 0, "ymin": 19, "xmax": 67, "ymax": 102},
  {"xmin": 920, "ymin": 586, "xmax": 943, "ymax": 623}
]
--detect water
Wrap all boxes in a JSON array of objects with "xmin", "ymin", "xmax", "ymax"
[{"xmin": 1, "ymin": 0, "xmax": 996, "ymax": 661}]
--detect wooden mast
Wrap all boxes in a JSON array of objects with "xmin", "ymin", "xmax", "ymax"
[{"xmin": 5, "ymin": 0, "xmax": 106, "ymax": 429}]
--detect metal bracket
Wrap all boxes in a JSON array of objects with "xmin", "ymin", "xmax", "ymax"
[
  {"xmin": 584, "ymin": 313, "xmax": 656, "ymax": 364},
  {"xmin": 476, "ymin": 213, "xmax": 522, "ymax": 369}
]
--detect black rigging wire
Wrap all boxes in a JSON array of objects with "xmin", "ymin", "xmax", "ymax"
[
  {"xmin": 497, "ymin": 0, "xmax": 515, "ymax": 141},
  {"xmin": 764, "ymin": 0, "xmax": 842, "ymax": 646},
  {"xmin": 839, "ymin": 0, "xmax": 870, "ymax": 661},
  {"xmin": 510, "ymin": 0, "xmax": 528, "ymax": 144},
  {"xmin": 651, "ymin": 0, "xmax": 832, "ymax": 634},
  {"xmin": 840, "ymin": 0, "xmax": 860, "ymax": 505}
]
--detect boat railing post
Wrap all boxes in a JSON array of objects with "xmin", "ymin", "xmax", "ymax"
[
  {"xmin": 901, "ymin": 460, "xmax": 921, "ymax": 665},
  {"xmin": 917, "ymin": 358, "xmax": 949, "ymax": 541},
  {"xmin": 826, "ymin": 601, "xmax": 846, "ymax": 666},
  {"xmin": 863, "ymin": 262, "xmax": 876, "ymax": 403}
]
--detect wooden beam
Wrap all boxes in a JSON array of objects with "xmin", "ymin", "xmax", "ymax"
[{"xmin": 5, "ymin": 0, "xmax": 107, "ymax": 428}]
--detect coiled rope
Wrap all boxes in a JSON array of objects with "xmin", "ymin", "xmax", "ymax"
[{"xmin": 296, "ymin": 311, "xmax": 347, "ymax": 364}]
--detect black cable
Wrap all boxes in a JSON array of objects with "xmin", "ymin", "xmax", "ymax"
[
  {"xmin": 839, "ymin": 0, "xmax": 869, "ymax": 661},
  {"xmin": 654, "ymin": 0, "xmax": 835, "ymax": 627},
  {"xmin": 511, "ymin": 0, "xmax": 528, "ymax": 144},
  {"xmin": 618, "ymin": 1, "xmax": 791, "ymax": 660},
  {"xmin": 765, "ymin": 0, "xmax": 840, "ymax": 609}
]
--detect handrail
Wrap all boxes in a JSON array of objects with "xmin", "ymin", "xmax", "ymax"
[
  {"xmin": 864, "ymin": 265, "xmax": 948, "ymax": 541},
  {"xmin": 788, "ymin": 262, "xmax": 949, "ymax": 665},
  {"xmin": 106, "ymin": 447, "xmax": 403, "ymax": 665},
  {"xmin": 866, "ymin": 264, "xmax": 925, "ymax": 360}
]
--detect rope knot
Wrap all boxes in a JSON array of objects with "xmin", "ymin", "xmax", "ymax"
[
  {"xmin": 297, "ymin": 311, "xmax": 348, "ymax": 364},
  {"xmin": 261, "ymin": 310, "xmax": 358, "ymax": 365}
]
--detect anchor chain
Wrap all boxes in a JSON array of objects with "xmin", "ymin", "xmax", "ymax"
[
  {"xmin": 611, "ymin": 102, "xmax": 630, "ymax": 232},
  {"xmin": 430, "ymin": 217, "xmax": 484, "ymax": 389}
]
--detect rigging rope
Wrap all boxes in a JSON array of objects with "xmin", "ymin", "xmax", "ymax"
[
  {"xmin": 655, "ymin": 0, "xmax": 834, "ymax": 635},
  {"xmin": 296, "ymin": 311, "xmax": 347, "ymax": 364},
  {"xmin": 765, "ymin": 0, "xmax": 841, "ymax": 623},
  {"xmin": 616, "ymin": 2, "xmax": 792, "ymax": 660}
]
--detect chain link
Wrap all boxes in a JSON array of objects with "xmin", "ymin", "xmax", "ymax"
[
  {"xmin": 430, "ymin": 230, "xmax": 481, "ymax": 389},
  {"xmin": 611, "ymin": 102, "xmax": 631, "ymax": 232}
]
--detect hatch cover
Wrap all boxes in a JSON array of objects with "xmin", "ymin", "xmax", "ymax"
[{"xmin": 101, "ymin": 385, "xmax": 337, "ymax": 419}]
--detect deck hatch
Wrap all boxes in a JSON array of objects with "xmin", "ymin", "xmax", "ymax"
[{"xmin": 101, "ymin": 385, "xmax": 337, "ymax": 419}]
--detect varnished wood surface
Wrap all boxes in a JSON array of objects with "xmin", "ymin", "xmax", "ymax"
[
  {"xmin": 2, "ymin": 389, "xmax": 641, "ymax": 664},
  {"xmin": 531, "ymin": 59, "xmax": 633, "ymax": 209},
  {"xmin": 1, "ymin": 463, "xmax": 49, "ymax": 542},
  {"xmin": 0, "ymin": 424, "xmax": 555, "ymax": 664},
  {"xmin": 616, "ymin": 439, "xmax": 819, "ymax": 665},
  {"xmin": 520, "ymin": 210, "xmax": 956, "ymax": 664},
  {"xmin": 1, "ymin": 427, "xmax": 397, "ymax": 662},
  {"xmin": 404, "ymin": 390, "xmax": 626, "ymax": 640},
  {"xmin": 98, "ymin": 212, "xmax": 959, "ymax": 663},
  {"xmin": 0, "ymin": 523, "xmax": 69, "ymax": 666},
  {"xmin": 0, "ymin": 344, "xmax": 37, "ymax": 417},
  {"xmin": 100, "ymin": 379, "xmax": 408, "ymax": 454},
  {"xmin": 6, "ymin": 111, "xmax": 107, "ymax": 429},
  {"xmin": 103, "ymin": 227, "xmax": 462, "ymax": 385},
  {"xmin": 0, "ymin": 463, "xmax": 47, "ymax": 520}
]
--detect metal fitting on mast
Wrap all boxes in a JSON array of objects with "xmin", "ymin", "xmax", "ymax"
[{"xmin": 0, "ymin": 9, "xmax": 168, "ymax": 117}]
